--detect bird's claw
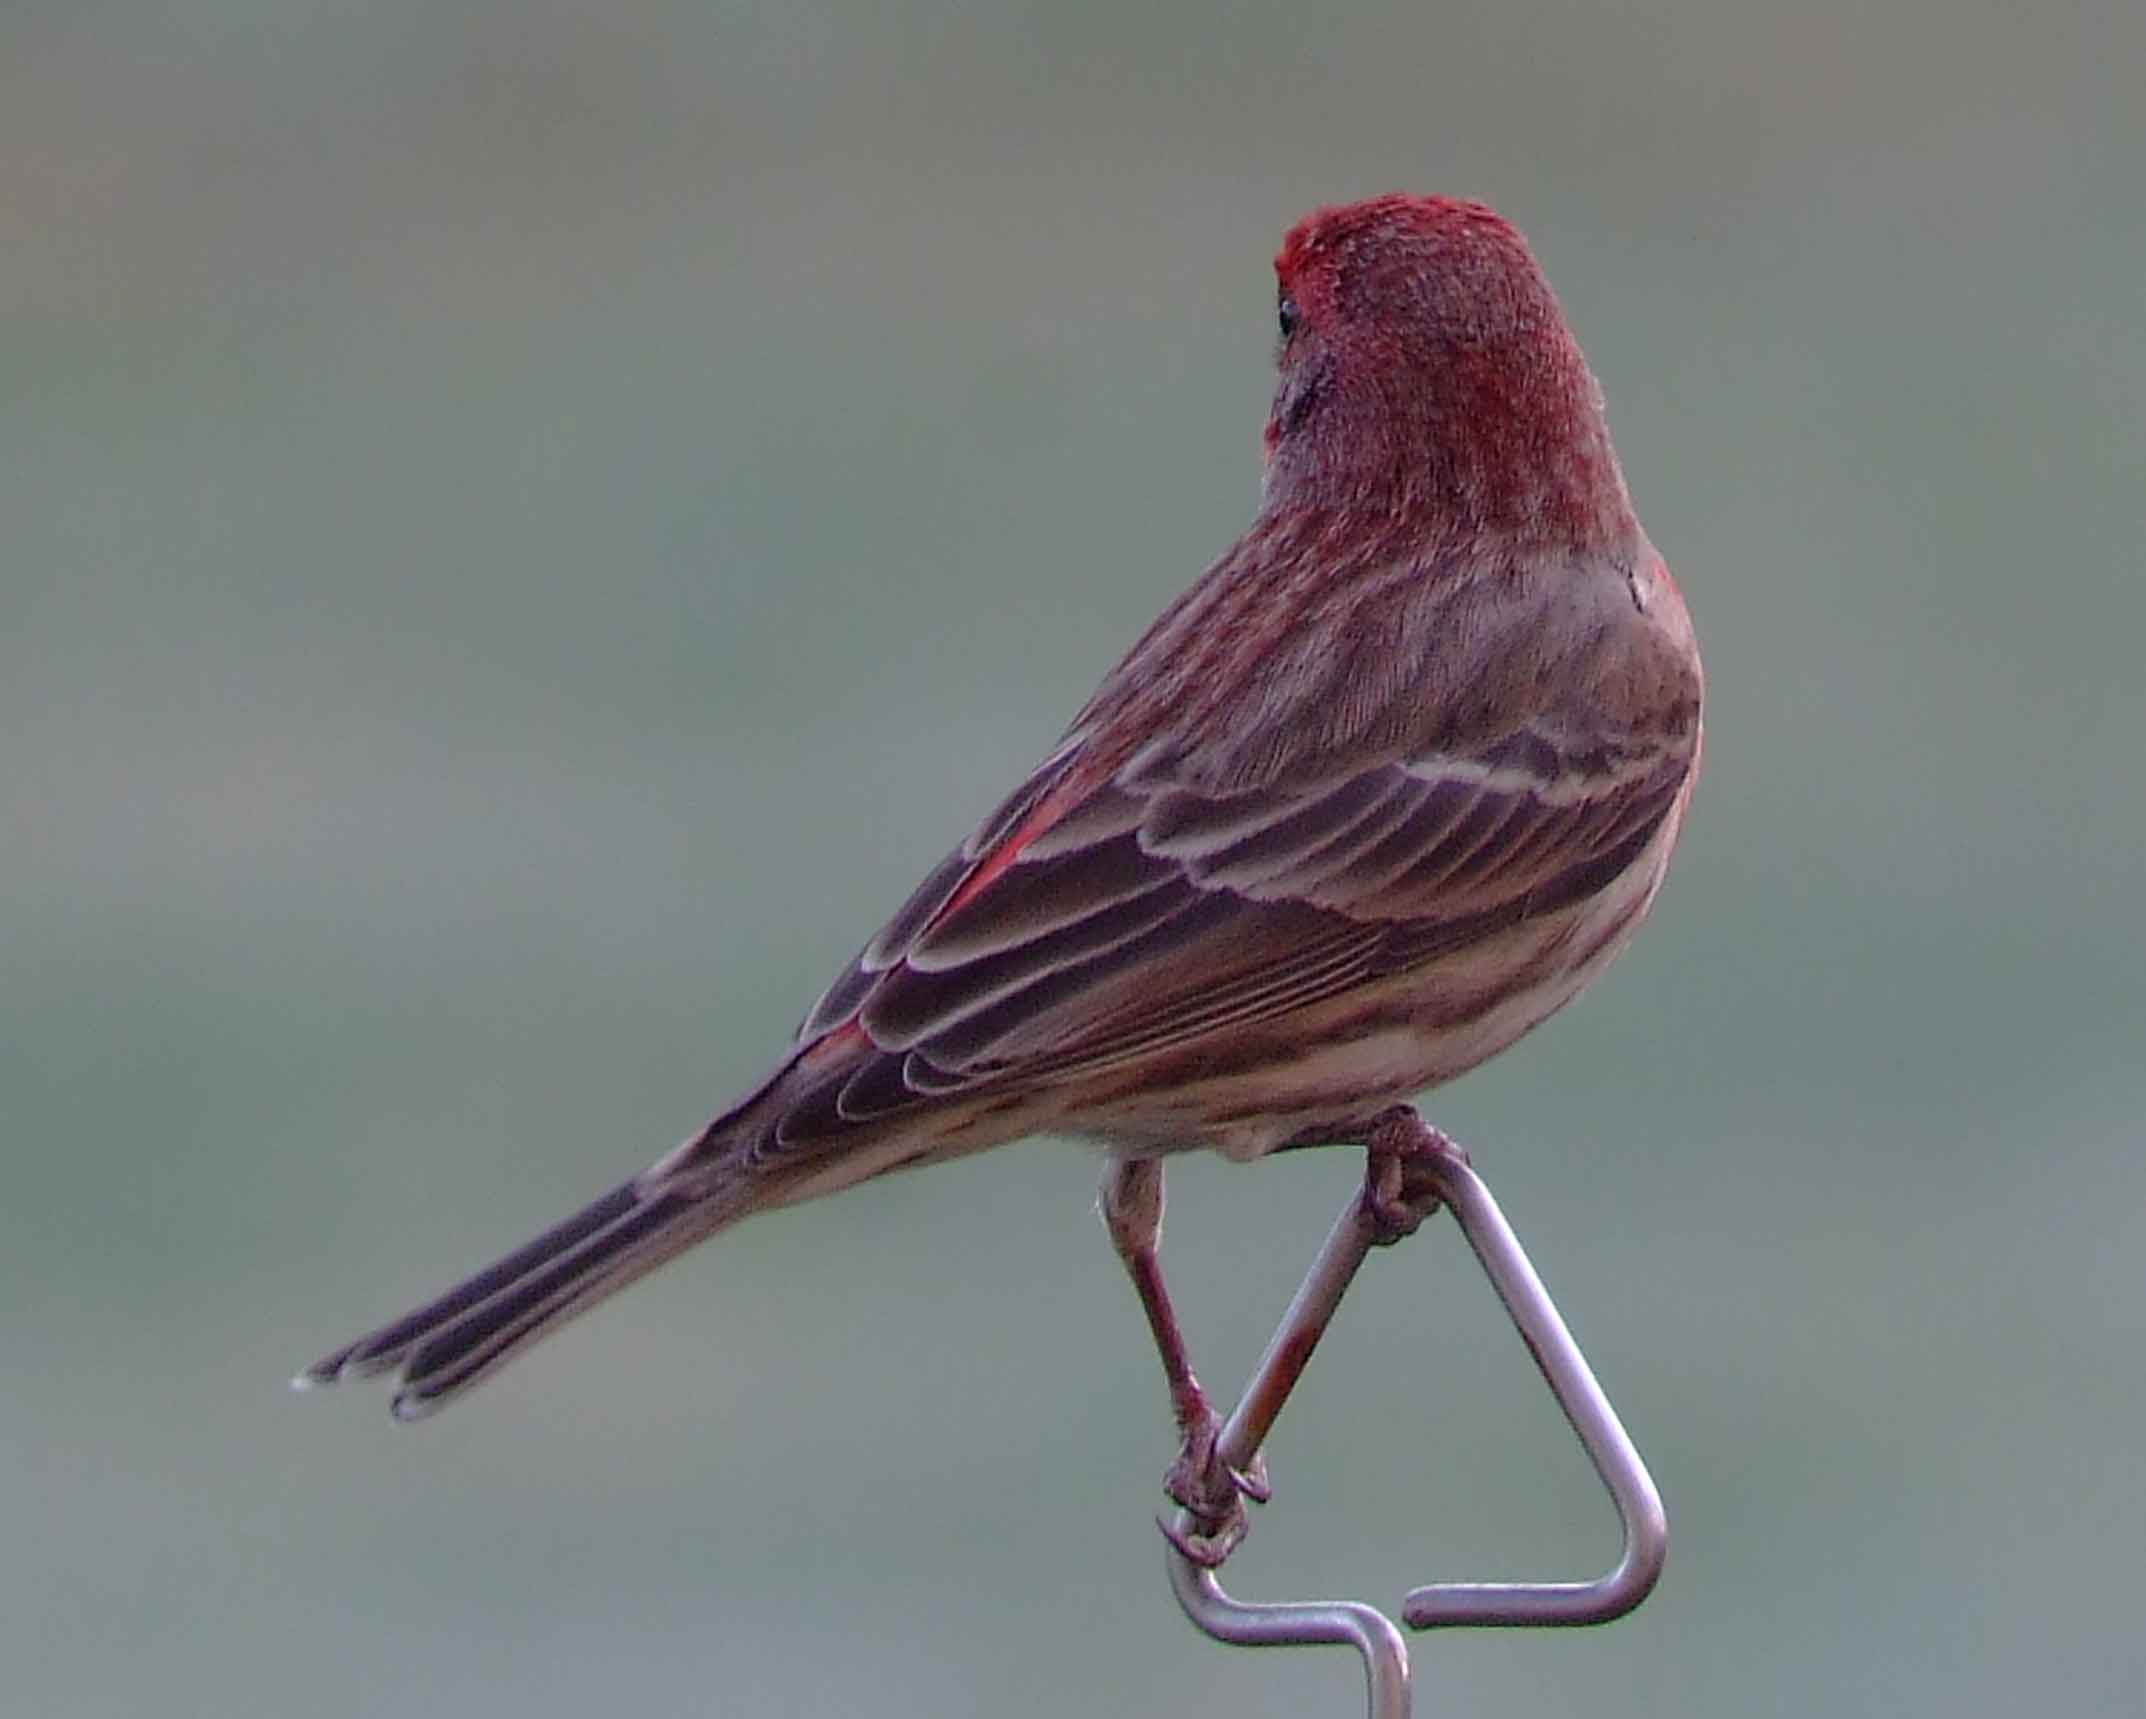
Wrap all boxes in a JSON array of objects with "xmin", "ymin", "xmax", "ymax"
[
  {"xmin": 1157, "ymin": 1403, "xmax": 1269, "ymax": 1566},
  {"xmin": 1158, "ymin": 1506, "xmax": 1248, "ymax": 1568},
  {"xmin": 1363, "ymin": 1110, "xmax": 1470, "ymax": 1245}
]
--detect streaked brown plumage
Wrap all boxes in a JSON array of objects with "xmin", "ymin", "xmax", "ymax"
[{"xmin": 302, "ymin": 196, "xmax": 1702, "ymax": 1528}]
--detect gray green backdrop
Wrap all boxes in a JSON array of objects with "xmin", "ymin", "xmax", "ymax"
[{"xmin": 5, "ymin": 2, "xmax": 2143, "ymax": 1714}]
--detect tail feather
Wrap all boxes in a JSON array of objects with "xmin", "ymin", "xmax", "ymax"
[
  {"xmin": 301, "ymin": 1179, "xmax": 645, "ymax": 1384},
  {"xmin": 297, "ymin": 1171, "xmax": 755, "ymax": 1419},
  {"xmin": 387, "ymin": 1187, "xmax": 713, "ymax": 1419}
]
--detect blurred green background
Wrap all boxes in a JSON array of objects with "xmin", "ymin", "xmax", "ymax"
[{"xmin": 6, "ymin": 2, "xmax": 2143, "ymax": 1714}]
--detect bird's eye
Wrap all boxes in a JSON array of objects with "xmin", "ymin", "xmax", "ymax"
[{"xmin": 1277, "ymin": 295, "xmax": 1300, "ymax": 340}]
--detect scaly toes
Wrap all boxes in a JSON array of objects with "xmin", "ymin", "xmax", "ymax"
[
  {"xmin": 1158, "ymin": 1503, "xmax": 1248, "ymax": 1568},
  {"xmin": 1162, "ymin": 1407, "xmax": 1229, "ymax": 1517},
  {"xmin": 1363, "ymin": 1110, "xmax": 1467, "ymax": 1244},
  {"xmin": 1159, "ymin": 1410, "xmax": 1269, "ymax": 1565}
]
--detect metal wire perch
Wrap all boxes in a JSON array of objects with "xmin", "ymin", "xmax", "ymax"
[{"xmin": 1164, "ymin": 1141, "xmax": 1667, "ymax": 1719}]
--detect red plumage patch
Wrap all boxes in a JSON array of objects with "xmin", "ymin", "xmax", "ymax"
[{"xmin": 934, "ymin": 787, "xmax": 1080, "ymax": 923}]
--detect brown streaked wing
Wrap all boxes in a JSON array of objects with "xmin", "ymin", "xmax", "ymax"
[
  {"xmin": 765, "ymin": 731, "xmax": 1692, "ymax": 1158},
  {"xmin": 906, "ymin": 827, "xmax": 1174, "ymax": 971},
  {"xmin": 795, "ymin": 845, "xmax": 965, "ymax": 1042},
  {"xmin": 863, "ymin": 855, "xmax": 1204, "ymax": 1049},
  {"xmin": 877, "ymin": 739, "xmax": 1689, "ymax": 1074},
  {"xmin": 792, "ymin": 742, "xmax": 1088, "ymax": 1042}
]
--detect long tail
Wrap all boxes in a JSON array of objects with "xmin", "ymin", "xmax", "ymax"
[{"xmin": 296, "ymin": 1171, "xmax": 756, "ymax": 1421}]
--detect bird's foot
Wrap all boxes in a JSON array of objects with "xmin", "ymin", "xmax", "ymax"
[
  {"xmin": 1362, "ymin": 1108, "xmax": 1470, "ymax": 1245},
  {"xmin": 1157, "ymin": 1397, "xmax": 1270, "ymax": 1567}
]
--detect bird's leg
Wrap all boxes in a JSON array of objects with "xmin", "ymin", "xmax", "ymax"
[
  {"xmin": 1359, "ymin": 1105, "xmax": 1471, "ymax": 1244},
  {"xmin": 1099, "ymin": 1155, "xmax": 1269, "ymax": 1567}
]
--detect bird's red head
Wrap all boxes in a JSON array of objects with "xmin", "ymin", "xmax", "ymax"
[{"xmin": 1262, "ymin": 194, "xmax": 1634, "ymax": 553}]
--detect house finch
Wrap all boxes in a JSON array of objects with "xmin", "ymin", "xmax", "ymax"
[{"xmin": 300, "ymin": 194, "xmax": 1702, "ymax": 1565}]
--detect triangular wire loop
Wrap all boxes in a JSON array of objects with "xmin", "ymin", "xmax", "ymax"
[{"xmin": 1165, "ymin": 1148, "xmax": 1666, "ymax": 1717}]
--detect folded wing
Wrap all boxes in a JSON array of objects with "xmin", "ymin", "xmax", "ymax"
[{"xmin": 686, "ymin": 721, "xmax": 1692, "ymax": 1174}]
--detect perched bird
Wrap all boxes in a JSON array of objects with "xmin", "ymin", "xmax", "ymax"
[{"xmin": 300, "ymin": 194, "xmax": 1702, "ymax": 1565}]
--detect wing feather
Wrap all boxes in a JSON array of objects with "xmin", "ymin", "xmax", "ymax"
[
  {"xmin": 743, "ymin": 721, "xmax": 1691, "ymax": 1169},
  {"xmin": 907, "ymin": 830, "xmax": 1176, "ymax": 970},
  {"xmin": 863, "ymin": 864, "xmax": 1203, "ymax": 1047}
]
